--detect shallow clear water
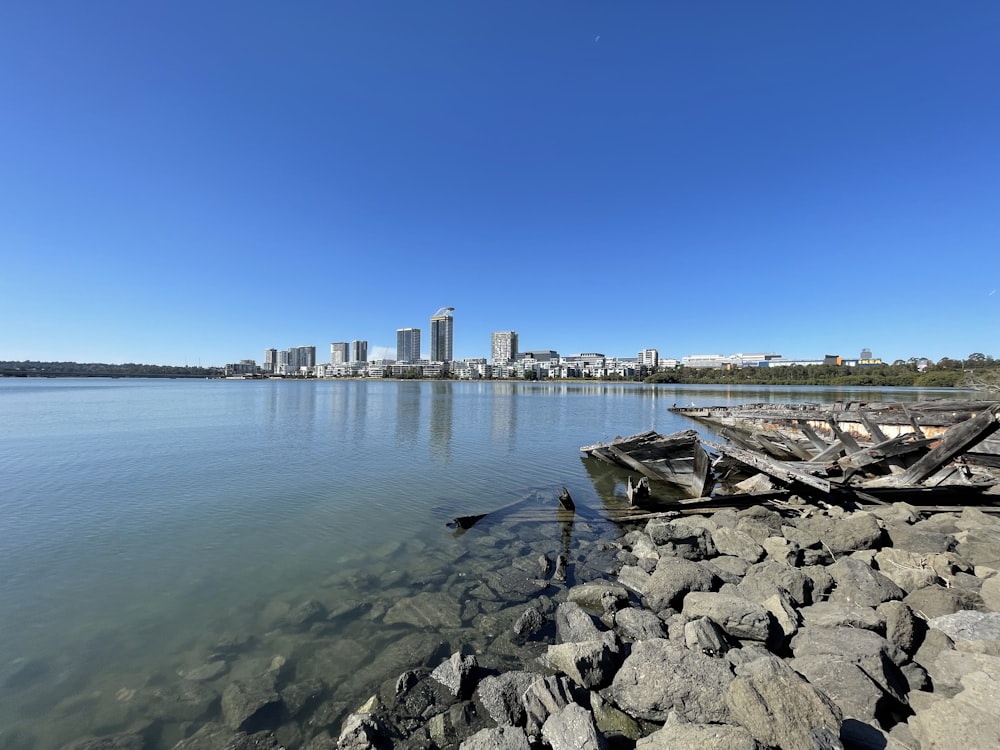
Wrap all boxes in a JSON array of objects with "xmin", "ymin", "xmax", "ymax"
[{"xmin": 0, "ymin": 379, "xmax": 965, "ymax": 748}]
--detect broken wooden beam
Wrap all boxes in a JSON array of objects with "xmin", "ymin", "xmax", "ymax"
[
  {"xmin": 836, "ymin": 434, "xmax": 934, "ymax": 471},
  {"xmin": 704, "ymin": 439, "xmax": 832, "ymax": 493},
  {"xmin": 877, "ymin": 405, "xmax": 1000, "ymax": 488}
]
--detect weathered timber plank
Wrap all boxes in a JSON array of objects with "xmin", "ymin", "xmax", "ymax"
[
  {"xmin": 605, "ymin": 444, "xmax": 671, "ymax": 483},
  {"xmin": 579, "ymin": 430, "xmax": 659, "ymax": 453},
  {"xmin": 885, "ymin": 406, "xmax": 1000, "ymax": 488},
  {"xmin": 858, "ymin": 408, "xmax": 890, "ymax": 443},
  {"xmin": 812, "ymin": 440, "xmax": 847, "ymax": 462},
  {"xmin": 754, "ymin": 434, "xmax": 801, "ymax": 461},
  {"xmin": 704, "ymin": 440, "xmax": 831, "ymax": 493},
  {"xmin": 836, "ymin": 435, "xmax": 931, "ymax": 471},
  {"xmin": 796, "ymin": 420, "xmax": 831, "ymax": 451},
  {"xmin": 827, "ymin": 417, "xmax": 862, "ymax": 453}
]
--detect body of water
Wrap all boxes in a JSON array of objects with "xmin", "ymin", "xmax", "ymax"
[{"xmin": 0, "ymin": 379, "xmax": 968, "ymax": 748}]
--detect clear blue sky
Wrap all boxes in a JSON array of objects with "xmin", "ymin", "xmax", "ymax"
[{"xmin": 2, "ymin": 2, "xmax": 998, "ymax": 366}]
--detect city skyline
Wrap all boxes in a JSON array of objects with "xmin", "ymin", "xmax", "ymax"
[{"xmin": 3, "ymin": 5, "xmax": 998, "ymax": 367}]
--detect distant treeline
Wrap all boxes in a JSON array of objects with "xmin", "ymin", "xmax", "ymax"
[
  {"xmin": 645, "ymin": 363, "xmax": 969, "ymax": 388},
  {"xmin": 0, "ymin": 361, "xmax": 220, "ymax": 378}
]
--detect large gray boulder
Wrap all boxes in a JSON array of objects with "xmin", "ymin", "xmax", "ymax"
[
  {"xmin": 685, "ymin": 616, "xmax": 731, "ymax": 657},
  {"xmin": 955, "ymin": 526, "xmax": 1000, "ymax": 568},
  {"xmin": 928, "ymin": 610, "xmax": 1000, "ymax": 648},
  {"xmin": 725, "ymin": 656, "xmax": 843, "ymax": 750},
  {"xmin": 523, "ymin": 674, "xmax": 576, "ymax": 736},
  {"xmin": 459, "ymin": 725, "xmax": 532, "ymax": 750},
  {"xmin": 635, "ymin": 721, "xmax": 761, "ymax": 749},
  {"xmin": 567, "ymin": 582, "xmax": 630, "ymax": 614},
  {"xmin": 827, "ymin": 557, "xmax": 904, "ymax": 607},
  {"xmin": 799, "ymin": 601, "xmax": 885, "ymax": 633},
  {"xmin": 925, "ymin": 649, "xmax": 1000, "ymax": 694},
  {"xmin": 904, "ymin": 584, "xmax": 984, "ymax": 619},
  {"xmin": 620, "ymin": 557, "xmax": 716, "ymax": 613},
  {"xmin": 982, "ymin": 575, "xmax": 1000, "ymax": 611},
  {"xmin": 884, "ymin": 524, "xmax": 955, "ymax": 554},
  {"xmin": 909, "ymin": 669, "xmax": 1000, "ymax": 749},
  {"xmin": 610, "ymin": 638, "xmax": 734, "ymax": 724},
  {"xmin": 541, "ymin": 703, "xmax": 606, "ymax": 750},
  {"xmin": 337, "ymin": 712, "xmax": 389, "ymax": 750},
  {"xmin": 877, "ymin": 600, "xmax": 923, "ymax": 656},
  {"xmin": 711, "ymin": 527, "xmax": 765, "ymax": 563},
  {"xmin": 542, "ymin": 637, "xmax": 620, "ymax": 690},
  {"xmin": 791, "ymin": 654, "xmax": 895, "ymax": 725},
  {"xmin": 681, "ymin": 592, "xmax": 773, "ymax": 643},
  {"xmin": 645, "ymin": 518, "xmax": 716, "ymax": 561},
  {"xmin": 613, "ymin": 607, "xmax": 667, "ymax": 641},
  {"xmin": 555, "ymin": 602, "xmax": 605, "ymax": 644},
  {"xmin": 790, "ymin": 627, "xmax": 908, "ymax": 703},
  {"xmin": 794, "ymin": 512, "xmax": 884, "ymax": 556},
  {"xmin": 738, "ymin": 560, "xmax": 813, "ymax": 606},
  {"xmin": 735, "ymin": 506, "xmax": 785, "ymax": 541},
  {"xmin": 475, "ymin": 671, "xmax": 541, "ymax": 726},
  {"xmin": 873, "ymin": 547, "xmax": 944, "ymax": 592},
  {"xmin": 431, "ymin": 652, "xmax": 478, "ymax": 699}
]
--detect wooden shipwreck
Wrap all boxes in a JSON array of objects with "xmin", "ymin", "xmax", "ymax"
[
  {"xmin": 582, "ymin": 401, "xmax": 1000, "ymax": 516},
  {"xmin": 580, "ymin": 429, "xmax": 712, "ymax": 500},
  {"xmin": 669, "ymin": 399, "xmax": 1000, "ymax": 507}
]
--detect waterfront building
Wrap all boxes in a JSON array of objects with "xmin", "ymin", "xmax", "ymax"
[
  {"xmin": 285, "ymin": 346, "xmax": 316, "ymax": 375},
  {"xmin": 330, "ymin": 342, "xmax": 349, "ymax": 365},
  {"xmin": 453, "ymin": 358, "xmax": 488, "ymax": 380},
  {"xmin": 224, "ymin": 360, "xmax": 258, "ymax": 377},
  {"xmin": 680, "ymin": 354, "xmax": 729, "ymax": 369},
  {"xmin": 430, "ymin": 307, "xmax": 455, "ymax": 362},
  {"xmin": 638, "ymin": 348, "xmax": 659, "ymax": 371},
  {"xmin": 263, "ymin": 348, "xmax": 277, "ymax": 374},
  {"xmin": 491, "ymin": 331, "xmax": 518, "ymax": 365},
  {"xmin": 351, "ymin": 340, "xmax": 368, "ymax": 363},
  {"xmin": 396, "ymin": 328, "xmax": 421, "ymax": 363}
]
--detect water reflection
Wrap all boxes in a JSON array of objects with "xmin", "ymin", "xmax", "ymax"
[
  {"xmin": 429, "ymin": 382, "xmax": 453, "ymax": 463},
  {"xmin": 491, "ymin": 382, "xmax": 519, "ymax": 451},
  {"xmin": 395, "ymin": 382, "xmax": 422, "ymax": 447}
]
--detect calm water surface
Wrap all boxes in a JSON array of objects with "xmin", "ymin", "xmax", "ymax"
[{"xmin": 0, "ymin": 379, "xmax": 967, "ymax": 748}]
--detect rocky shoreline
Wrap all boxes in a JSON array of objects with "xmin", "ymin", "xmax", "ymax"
[{"xmin": 59, "ymin": 499, "xmax": 1000, "ymax": 750}]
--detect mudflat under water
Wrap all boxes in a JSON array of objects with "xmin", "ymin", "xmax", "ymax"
[{"xmin": 0, "ymin": 379, "xmax": 962, "ymax": 748}]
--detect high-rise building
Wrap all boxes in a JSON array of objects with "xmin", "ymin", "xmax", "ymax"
[
  {"xmin": 351, "ymin": 340, "xmax": 368, "ymax": 362},
  {"xmin": 638, "ymin": 348, "xmax": 659, "ymax": 370},
  {"xmin": 330, "ymin": 342, "xmax": 349, "ymax": 365},
  {"xmin": 287, "ymin": 346, "xmax": 316, "ymax": 371},
  {"xmin": 263, "ymin": 348, "xmax": 278, "ymax": 373},
  {"xmin": 491, "ymin": 331, "xmax": 518, "ymax": 365},
  {"xmin": 396, "ymin": 328, "xmax": 421, "ymax": 363},
  {"xmin": 430, "ymin": 307, "xmax": 455, "ymax": 362}
]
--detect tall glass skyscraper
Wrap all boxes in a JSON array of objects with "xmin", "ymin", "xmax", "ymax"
[
  {"xmin": 396, "ymin": 328, "xmax": 421, "ymax": 362},
  {"xmin": 430, "ymin": 307, "xmax": 454, "ymax": 362}
]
